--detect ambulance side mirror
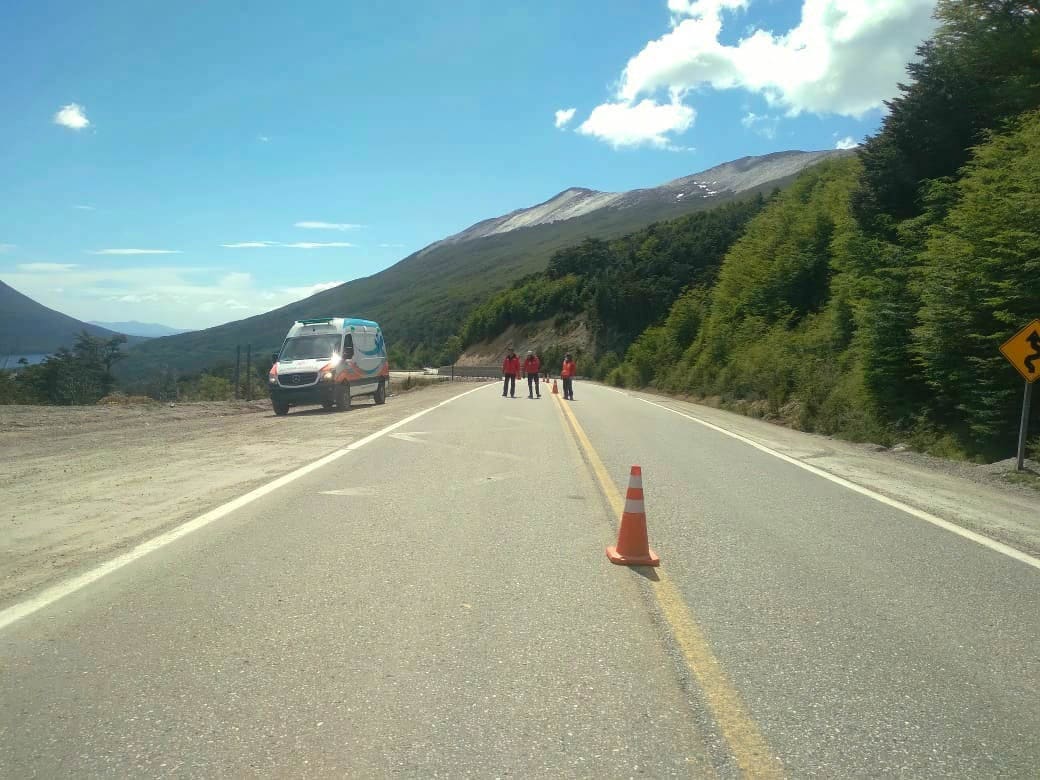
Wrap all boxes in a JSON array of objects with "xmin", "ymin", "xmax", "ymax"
[{"xmin": 271, "ymin": 352, "xmax": 279, "ymax": 363}]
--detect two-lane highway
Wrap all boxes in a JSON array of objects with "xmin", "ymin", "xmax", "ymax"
[{"xmin": 1, "ymin": 381, "xmax": 1037, "ymax": 777}]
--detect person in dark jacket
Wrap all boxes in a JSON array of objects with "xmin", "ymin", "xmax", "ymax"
[
  {"xmin": 561, "ymin": 353, "xmax": 576, "ymax": 400},
  {"xmin": 523, "ymin": 350, "xmax": 541, "ymax": 399},
  {"xmin": 502, "ymin": 347, "xmax": 520, "ymax": 398}
]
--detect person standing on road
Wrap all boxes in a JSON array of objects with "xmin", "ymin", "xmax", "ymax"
[
  {"xmin": 561, "ymin": 353, "xmax": 576, "ymax": 400},
  {"xmin": 502, "ymin": 347, "xmax": 520, "ymax": 398},
  {"xmin": 523, "ymin": 350, "xmax": 542, "ymax": 399}
]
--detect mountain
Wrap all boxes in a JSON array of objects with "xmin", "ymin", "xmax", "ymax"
[
  {"xmin": 89, "ymin": 321, "xmax": 192, "ymax": 338},
  {"xmin": 431, "ymin": 149, "xmax": 844, "ymax": 247},
  {"xmin": 118, "ymin": 149, "xmax": 850, "ymax": 382},
  {"xmin": 0, "ymin": 281, "xmax": 148, "ymax": 355}
]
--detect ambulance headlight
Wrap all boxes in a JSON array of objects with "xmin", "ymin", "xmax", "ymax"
[
  {"xmin": 268, "ymin": 375, "xmax": 277, "ymax": 384},
  {"xmin": 322, "ymin": 371, "xmax": 334, "ymax": 381}
]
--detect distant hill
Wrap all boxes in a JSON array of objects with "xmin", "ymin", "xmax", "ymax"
[
  {"xmin": 0, "ymin": 282, "xmax": 147, "ymax": 355},
  {"xmin": 118, "ymin": 150, "xmax": 850, "ymax": 381},
  {"xmin": 89, "ymin": 320, "xmax": 192, "ymax": 338}
]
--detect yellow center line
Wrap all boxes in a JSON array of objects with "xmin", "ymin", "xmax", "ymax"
[{"xmin": 555, "ymin": 394, "xmax": 785, "ymax": 779}]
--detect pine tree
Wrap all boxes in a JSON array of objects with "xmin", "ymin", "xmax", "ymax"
[{"xmin": 915, "ymin": 109, "xmax": 1040, "ymax": 452}]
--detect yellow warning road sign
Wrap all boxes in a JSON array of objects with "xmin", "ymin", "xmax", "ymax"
[{"xmin": 999, "ymin": 319, "xmax": 1040, "ymax": 383}]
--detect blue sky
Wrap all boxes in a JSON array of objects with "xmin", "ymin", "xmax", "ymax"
[{"xmin": 0, "ymin": 0, "xmax": 939, "ymax": 329}]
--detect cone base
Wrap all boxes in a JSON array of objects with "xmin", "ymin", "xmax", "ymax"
[{"xmin": 606, "ymin": 545, "xmax": 660, "ymax": 566}]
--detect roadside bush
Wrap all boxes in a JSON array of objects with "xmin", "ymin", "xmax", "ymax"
[
  {"xmin": 592, "ymin": 352, "xmax": 620, "ymax": 381},
  {"xmin": 606, "ymin": 364, "xmax": 637, "ymax": 388},
  {"xmin": 195, "ymin": 375, "xmax": 234, "ymax": 401},
  {"xmin": 0, "ymin": 371, "xmax": 28, "ymax": 404},
  {"xmin": 1028, "ymin": 435, "xmax": 1040, "ymax": 462}
]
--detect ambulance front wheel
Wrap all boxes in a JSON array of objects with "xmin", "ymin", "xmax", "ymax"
[
  {"xmin": 336, "ymin": 383, "xmax": 351, "ymax": 411},
  {"xmin": 374, "ymin": 380, "xmax": 386, "ymax": 405},
  {"xmin": 272, "ymin": 398, "xmax": 289, "ymax": 416}
]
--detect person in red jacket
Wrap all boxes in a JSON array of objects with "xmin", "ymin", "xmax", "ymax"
[
  {"xmin": 523, "ymin": 350, "xmax": 541, "ymax": 399},
  {"xmin": 502, "ymin": 347, "xmax": 520, "ymax": 398},
  {"xmin": 561, "ymin": 353, "xmax": 576, "ymax": 400}
]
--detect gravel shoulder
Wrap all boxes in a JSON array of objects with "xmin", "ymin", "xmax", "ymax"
[{"xmin": 0, "ymin": 383, "xmax": 478, "ymax": 606}]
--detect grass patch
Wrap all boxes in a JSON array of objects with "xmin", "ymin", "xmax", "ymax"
[
  {"xmin": 1002, "ymin": 471, "xmax": 1040, "ymax": 491},
  {"xmin": 96, "ymin": 394, "xmax": 159, "ymax": 406}
]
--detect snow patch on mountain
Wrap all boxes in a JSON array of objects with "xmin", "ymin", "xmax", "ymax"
[{"xmin": 425, "ymin": 149, "xmax": 849, "ymax": 252}]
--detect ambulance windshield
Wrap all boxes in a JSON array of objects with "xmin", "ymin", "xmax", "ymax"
[{"xmin": 280, "ymin": 335, "xmax": 340, "ymax": 361}]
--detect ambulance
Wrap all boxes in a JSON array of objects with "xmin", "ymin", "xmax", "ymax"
[{"xmin": 268, "ymin": 317, "xmax": 389, "ymax": 416}]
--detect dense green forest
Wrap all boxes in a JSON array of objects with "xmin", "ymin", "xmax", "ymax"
[{"xmin": 452, "ymin": 0, "xmax": 1040, "ymax": 460}]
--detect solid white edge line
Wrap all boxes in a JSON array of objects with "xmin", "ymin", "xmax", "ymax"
[
  {"xmin": 635, "ymin": 396, "xmax": 1040, "ymax": 573},
  {"xmin": 0, "ymin": 382, "xmax": 495, "ymax": 632}
]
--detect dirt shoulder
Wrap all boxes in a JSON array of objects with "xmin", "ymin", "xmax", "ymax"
[
  {"xmin": 619, "ymin": 386, "xmax": 1040, "ymax": 558},
  {"xmin": 0, "ymin": 383, "xmax": 480, "ymax": 606}
]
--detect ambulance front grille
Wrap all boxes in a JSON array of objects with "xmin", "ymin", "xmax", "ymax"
[{"xmin": 278, "ymin": 372, "xmax": 318, "ymax": 387}]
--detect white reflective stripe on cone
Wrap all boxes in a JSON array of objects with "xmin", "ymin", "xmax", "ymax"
[{"xmin": 623, "ymin": 500, "xmax": 646, "ymax": 514}]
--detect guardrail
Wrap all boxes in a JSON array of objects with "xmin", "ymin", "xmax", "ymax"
[{"xmin": 438, "ymin": 365, "xmax": 503, "ymax": 379}]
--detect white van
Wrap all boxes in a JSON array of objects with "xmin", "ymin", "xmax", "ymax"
[{"xmin": 268, "ymin": 317, "xmax": 389, "ymax": 416}]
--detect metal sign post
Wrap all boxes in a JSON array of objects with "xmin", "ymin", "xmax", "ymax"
[
  {"xmin": 999, "ymin": 319, "xmax": 1040, "ymax": 471},
  {"xmin": 1017, "ymin": 381, "xmax": 1034, "ymax": 471}
]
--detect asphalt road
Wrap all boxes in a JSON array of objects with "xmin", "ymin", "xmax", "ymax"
[{"xmin": 1, "ymin": 381, "xmax": 1038, "ymax": 777}]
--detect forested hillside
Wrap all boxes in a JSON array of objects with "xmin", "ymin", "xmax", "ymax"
[{"xmin": 457, "ymin": 197, "xmax": 768, "ymax": 365}]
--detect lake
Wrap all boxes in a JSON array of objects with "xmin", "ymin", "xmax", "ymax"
[{"xmin": 0, "ymin": 354, "xmax": 49, "ymax": 368}]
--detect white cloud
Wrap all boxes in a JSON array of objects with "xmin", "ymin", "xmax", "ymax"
[
  {"xmin": 2, "ymin": 266, "xmax": 354, "ymax": 329},
  {"xmin": 258, "ymin": 135, "xmax": 270, "ymax": 142},
  {"xmin": 667, "ymin": 0, "xmax": 750, "ymax": 17},
  {"xmin": 616, "ymin": 0, "xmax": 939, "ymax": 118},
  {"xmin": 222, "ymin": 240, "xmax": 357, "ymax": 248},
  {"xmin": 554, "ymin": 108, "xmax": 577, "ymax": 129},
  {"xmin": 577, "ymin": 97, "xmax": 696, "ymax": 149},
  {"xmin": 379, "ymin": 243, "xmax": 406, "ymax": 248},
  {"xmin": 835, "ymin": 135, "xmax": 859, "ymax": 149},
  {"xmin": 294, "ymin": 221, "xmax": 363, "ymax": 231},
  {"xmin": 17, "ymin": 262, "xmax": 80, "ymax": 272},
  {"xmin": 283, "ymin": 281, "xmax": 345, "ymax": 299},
  {"xmin": 740, "ymin": 111, "xmax": 779, "ymax": 139},
  {"xmin": 282, "ymin": 242, "xmax": 355, "ymax": 249},
  {"xmin": 0, "ymin": 244, "xmax": 14, "ymax": 253},
  {"xmin": 221, "ymin": 240, "xmax": 356, "ymax": 249},
  {"xmin": 73, "ymin": 204, "xmax": 96, "ymax": 210},
  {"xmin": 54, "ymin": 103, "xmax": 90, "ymax": 130},
  {"xmin": 87, "ymin": 248, "xmax": 182, "ymax": 255}
]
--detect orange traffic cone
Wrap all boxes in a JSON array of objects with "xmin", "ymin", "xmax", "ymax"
[
  {"xmin": 607, "ymin": 466, "xmax": 660, "ymax": 566},
  {"xmin": 552, "ymin": 379, "xmax": 559, "ymax": 395}
]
